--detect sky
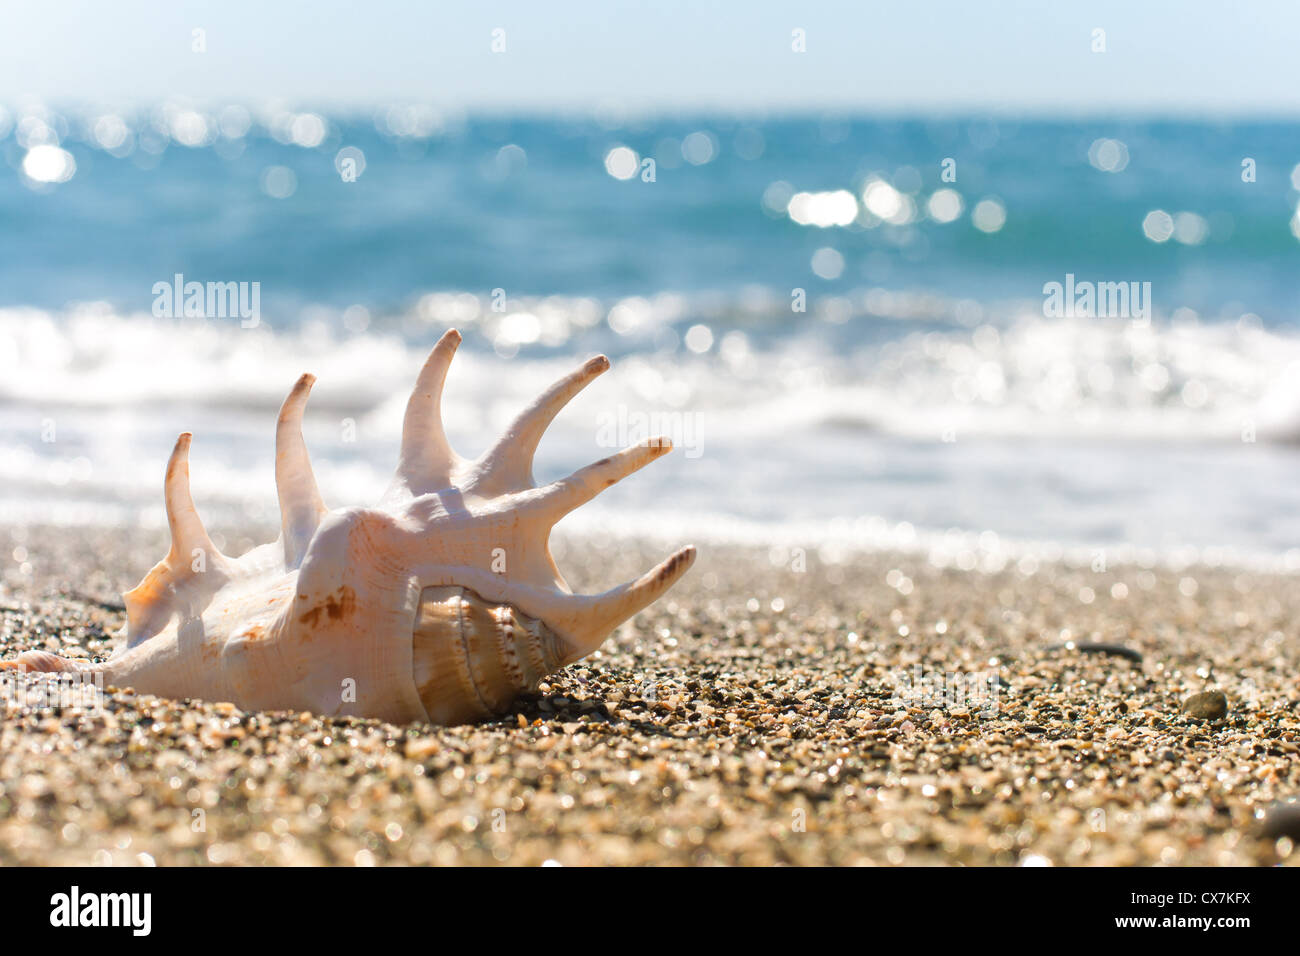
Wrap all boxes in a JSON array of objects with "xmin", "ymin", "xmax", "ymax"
[{"xmin": 1, "ymin": 0, "xmax": 1299, "ymax": 115}]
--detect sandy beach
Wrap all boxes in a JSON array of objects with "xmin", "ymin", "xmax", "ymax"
[{"xmin": 1, "ymin": 523, "xmax": 1297, "ymax": 866}]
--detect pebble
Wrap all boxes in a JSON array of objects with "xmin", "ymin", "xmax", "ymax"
[
  {"xmin": 1259, "ymin": 802, "xmax": 1300, "ymax": 841},
  {"xmin": 1046, "ymin": 641, "xmax": 1143, "ymax": 663},
  {"xmin": 1181, "ymin": 691, "xmax": 1228, "ymax": 722}
]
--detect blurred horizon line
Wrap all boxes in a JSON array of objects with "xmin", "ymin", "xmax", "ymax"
[{"xmin": 9, "ymin": 99, "xmax": 1300, "ymax": 124}]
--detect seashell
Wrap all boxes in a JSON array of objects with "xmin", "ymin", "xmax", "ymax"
[{"xmin": 1, "ymin": 330, "xmax": 695, "ymax": 724}]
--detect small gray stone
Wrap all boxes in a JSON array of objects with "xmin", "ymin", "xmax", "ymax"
[
  {"xmin": 1260, "ymin": 802, "xmax": 1300, "ymax": 840},
  {"xmin": 1181, "ymin": 691, "xmax": 1227, "ymax": 721},
  {"xmin": 1045, "ymin": 641, "xmax": 1142, "ymax": 663}
]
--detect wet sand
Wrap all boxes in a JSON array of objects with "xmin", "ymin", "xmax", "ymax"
[{"xmin": 1, "ymin": 524, "xmax": 1298, "ymax": 866}]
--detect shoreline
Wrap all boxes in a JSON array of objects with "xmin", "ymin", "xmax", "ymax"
[{"xmin": 1, "ymin": 523, "xmax": 1297, "ymax": 865}]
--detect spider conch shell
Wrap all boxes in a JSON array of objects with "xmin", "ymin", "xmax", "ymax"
[{"xmin": 2, "ymin": 330, "xmax": 696, "ymax": 724}]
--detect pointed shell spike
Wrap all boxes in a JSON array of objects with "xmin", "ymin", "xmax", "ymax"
[
  {"xmin": 276, "ymin": 373, "xmax": 327, "ymax": 569},
  {"xmin": 542, "ymin": 545, "xmax": 697, "ymax": 665},
  {"xmin": 475, "ymin": 354, "xmax": 610, "ymax": 494},
  {"xmin": 122, "ymin": 433, "xmax": 228, "ymax": 644},
  {"xmin": 390, "ymin": 328, "xmax": 461, "ymax": 498},
  {"xmin": 525, "ymin": 436, "xmax": 674, "ymax": 526},
  {"xmin": 163, "ymin": 432, "xmax": 215, "ymax": 559}
]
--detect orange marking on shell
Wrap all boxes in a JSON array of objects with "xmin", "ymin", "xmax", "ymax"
[{"xmin": 297, "ymin": 585, "xmax": 357, "ymax": 629}]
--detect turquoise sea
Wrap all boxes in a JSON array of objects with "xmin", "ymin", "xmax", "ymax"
[{"xmin": 3, "ymin": 106, "xmax": 1300, "ymax": 564}]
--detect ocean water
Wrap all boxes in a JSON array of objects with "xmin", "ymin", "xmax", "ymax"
[{"xmin": 3, "ymin": 106, "xmax": 1300, "ymax": 567}]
